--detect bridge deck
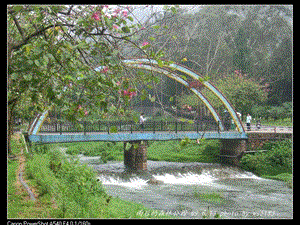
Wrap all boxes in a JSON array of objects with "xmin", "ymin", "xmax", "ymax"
[
  {"xmin": 27, "ymin": 125, "xmax": 292, "ymax": 144},
  {"xmin": 28, "ymin": 131, "xmax": 249, "ymax": 143}
]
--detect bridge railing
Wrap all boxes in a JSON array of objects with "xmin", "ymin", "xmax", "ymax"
[{"xmin": 39, "ymin": 119, "xmax": 220, "ymax": 134}]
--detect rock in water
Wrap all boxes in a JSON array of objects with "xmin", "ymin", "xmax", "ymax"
[{"xmin": 146, "ymin": 177, "xmax": 164, "ymax": 185}]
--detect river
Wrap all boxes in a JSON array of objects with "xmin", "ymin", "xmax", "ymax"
[{"xmin": 79, "ymin": 158, "xmax": 293, "ymax": 219}]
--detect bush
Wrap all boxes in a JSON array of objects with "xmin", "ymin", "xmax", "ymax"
[
  {"xmin": 31, "ymin": 144, "xmax": 50, "ymax": 154},
  {"xmin": 241, "ymin": 139, "xmax": 292, "ymax": 177}
]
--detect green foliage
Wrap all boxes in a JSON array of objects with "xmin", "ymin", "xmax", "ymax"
[
  {"xmin": 26, "ymin": 149, "xmax": 109, "ymax": 218},
  {"xmin": 180, "ymin": 72, "xmax": 267, "ymax": 117},
  {"xmin": 64, "ymin": 142, "xmax": 123, "ymax": 162},
  {"xmin": 147, "ymin": 140, "xmax": 220, "ymax": 163},
  {"xmin": 25, "ymin": 146, "xmax": 172, "ymax": 218},
  {"xmin": 193, "ymin": 191, "xmax": 225, "ymax": 203},
  {"xmin": 26, "ymin": 154, "xmax": 61, "ymax": 196},
  {"xmin": 240, "ymin": 139, "xmax": 292, "ymax": 177},
  {"xmin": 31, "ymin": 144, "xmax": 50, "ymax": 154},
  {"xmin": 267, "ymin": 38, "xmax": 292, "ymax": 105},
  {"xmin": 7, "ymin": 5, "xmax": 177, "ymax": 145},
  {"xmin": 252, "ymin": 102, "xmax": 292, "ymax": 121}
]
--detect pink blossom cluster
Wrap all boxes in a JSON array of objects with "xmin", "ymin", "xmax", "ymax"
[
  {"xmin": 142, "ymin": 41, "xmax": 149, "ymax": 47},
  {"xmin": 234, "ymin": 69, "xmax": 248, "ymax": 78},
  {"xmin": 101, "ymin": 66, "xmax": 109, "ymax": 73},
  {"xmin": 77, "ymin": 105, "xmax": 89, "ymax": 116},
  {"xmin": 90, "ymin": 5, "xmax": 148, "ymax": 34},
  {"xmin": 119, "ymin": 88, "xmax": 137, "ymax": 100},
  {"xmin": 91, "ymin": 6, "xmax": 129, "ymax": 21},
  {"xmin": 188, "ymin": 80, "xmax": 204, "ymax": 89},
  {"xmin": 262, "ymin": 82, "xmax": 271, "ymax": 93},
  {"xmin": 182, "ymin": 104, "xmax": 192, "ymax": 112}
]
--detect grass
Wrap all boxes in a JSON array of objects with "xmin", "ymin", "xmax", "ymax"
[
  {"xmin": 7, "ymin": 134, "xmax": 172, "ymax": 218},
  {"xmin": 48, "ymin": 139, "xmax": 221, "ymax": 164},
  {"xmin": 51, "ymin": 142, "xmax": 124, "ymax": 162},
  {"xmin": 7, "ymin": 134, "xmax": 58, "ymax": 218},
  {"xmin": 193, "ymin": 191, "xmax": 225, "ymax": 203},
  {"xmin": 260, "ymin": 118, "xmax": 292, "ymax": 127},
  {"xmin": 147, "ymin": 139, "xmax": 220, "ymax": 163}
]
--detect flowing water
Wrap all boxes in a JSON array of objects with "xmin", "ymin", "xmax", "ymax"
[{"xmin": 86, "ymin": 160, "xmax": 293, "ymax": 219}]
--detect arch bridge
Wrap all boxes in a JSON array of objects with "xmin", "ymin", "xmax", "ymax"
[{"xmin": 26, "ymin": 58, "xmax": 249, "ymax": 168}]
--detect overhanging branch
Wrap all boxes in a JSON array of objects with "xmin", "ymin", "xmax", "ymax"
[{"xmin": 11, "ymin": 23, "xmax": 75, "ymax": 51}]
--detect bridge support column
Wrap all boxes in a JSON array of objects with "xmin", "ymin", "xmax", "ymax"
[
  {"xmin": 124, "ymin": 141, "xmax": 147, "ymax": 171},
  {"xmin": 219, "ymin": 139, "xmax": 246, "ymax": 166}
]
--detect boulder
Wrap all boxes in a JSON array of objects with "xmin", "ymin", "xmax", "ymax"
[{"xmin": 146, "ymin": 177, "xmax": 164, "ymax": 185}]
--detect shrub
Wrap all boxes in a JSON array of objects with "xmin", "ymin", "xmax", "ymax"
[{"xmin": 241, "ymin": 139, "xmax": 292, "ymax": 177}]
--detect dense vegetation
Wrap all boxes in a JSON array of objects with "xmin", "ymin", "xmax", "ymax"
[
  {"xmin": 240, "ymin": 139, "xmax": 293, "ymax": 187},
  {"xmin": 8, "ymin": 135, "xmax": 171, "ymax": 218}
]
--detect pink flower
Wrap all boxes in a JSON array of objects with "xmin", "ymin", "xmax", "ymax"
[
  {"xmin": 141, "ymin": 26, "xmax": 145, "ymax": 30},
  {"xmin": 101, "ymin": 66, "xmax": 109, "ymax": 73},
  {"xmin": 112, "ymin": 24, "xmax": 119, "ymax": 30},
  {"xmin": 92, "ymin": 12, "xmax": 100, "ymax": 21},
  {"xmin": 130, "ymin": 91, "xmax": 137, "ymax": 97},
  {"xmin": 142, "ymin": 41, "xmax": 149, "ymax": 47},
  {"xmin": 84, "ymin": 110, "xmax": 88, "ymax": 116},
  {"xmin": 104, "ymin": 13, "xmax": 111, "ymax": 19},
  {"xmin": 122, "ymin": 10, "xmax": 128, "ymax": 17},
  {"xmin": 123, "ymin": 90, "xmax": 128, "ymax": 95},
  {"xmin": 78, "ymin": 105, "xmax": 82, "ymax": 110},
  {"xmin": 114, "ymin": 8, "xmax": 121, "ymax": 14}
]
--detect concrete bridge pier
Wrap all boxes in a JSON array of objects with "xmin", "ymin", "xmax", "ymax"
[
  {"xmin": 124, "ymin": 141, "xmax": 148, "ymax": 171},
  {"xmin": 219, "ymin": 139, "xmax": 247, "ymax": 166}
]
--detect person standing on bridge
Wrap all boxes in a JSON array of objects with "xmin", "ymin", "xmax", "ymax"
[
  {"xmin": 140, "ymin": 113, "xmax": 146, "ymax": 132},
  {"xmin": 256, "ymin": 117, "xmax": 261, "ymax": 130},
  {"xmin": 246, "ymin": 113, "xmax": 252, "ymax": 131}
]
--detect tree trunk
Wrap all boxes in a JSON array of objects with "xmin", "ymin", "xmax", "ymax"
[
  {"xmin": 7, "ymin": 99, "xmax": 17, "ymax": 155},
  {"xmin": 8, "ymin": 37, "xmax": 16, "ymax": 155}
]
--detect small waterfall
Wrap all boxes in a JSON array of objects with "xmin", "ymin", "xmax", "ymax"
[{"xmin": 96, "ymin": 161, "xmax": 262, "ymax": 189}]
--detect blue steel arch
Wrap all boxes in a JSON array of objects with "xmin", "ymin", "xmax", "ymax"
[
  {"xmin": 122, "ymin": 58, "xmax": 245, "ymax": 133},
  {"xmin": 118, "ymin": 63, "xmax": 224, "ymax": 131},
  {"xmin": 29, "ymin": 58, "xmax": 245, "ymax": 135}
]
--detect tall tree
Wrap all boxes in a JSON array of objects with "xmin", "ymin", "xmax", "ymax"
[
  {"xmin": 267, "ymin": 37, "xmax": 293, "ymax": 105},
  {"xmin": 7, "ymin": 5, "xmax": 175, "ymax": 154}
]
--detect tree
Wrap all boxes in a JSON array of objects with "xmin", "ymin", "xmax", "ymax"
[
  {"xmin": 201, "ymin": 71, "xmax": 268, "ymax": 117},
  {"xmin": 267, "ymin": 37, "xmax": 292, "ymax": 105},
  {"xmin": 7, "ymin": 5, "xmax": 176, "ymax": 155},
  {"xmin": 232, "ymin": 27, "xmax": 251, "ymax": 74}
]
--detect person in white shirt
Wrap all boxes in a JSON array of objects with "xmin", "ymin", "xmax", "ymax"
[
  {"xmin": 246, "ymin": 113, "xmax": 252, "ymax": 131},
  {"xmin": 140, "ymin": 113, "xmax": 145, "ymax": 132}
]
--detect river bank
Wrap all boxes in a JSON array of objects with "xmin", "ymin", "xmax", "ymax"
[
  {"xmin": 8, "ymin": 135, "xmax": 292, "ymax": 218},
  {"xmin": 59, "ymin": 138, "xmax": 292, "ymax": 186},
  {"xmin": 7, "ymin": 134, "xmax": 171, "ymax": 219}
]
